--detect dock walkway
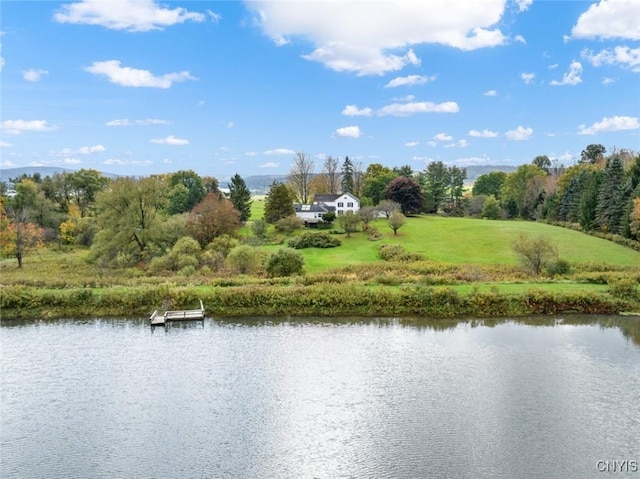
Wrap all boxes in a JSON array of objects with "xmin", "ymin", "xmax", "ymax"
[{"xmin": 150, "ymin": 300, "xmax": 205, "ymax": 329}]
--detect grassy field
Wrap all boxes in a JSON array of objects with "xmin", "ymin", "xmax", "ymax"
[{"xmin": 287, "ymin": 216, "xmax": 640, "ymax": 273}]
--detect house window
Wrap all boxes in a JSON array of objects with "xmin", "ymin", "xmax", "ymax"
[
  {"xmin": 337, "ymin": 202, "xmax": 344, "ymax": 207},
  {"xmin": 347, "ymin": 202, "xmax": 353, "ymax": 207}
]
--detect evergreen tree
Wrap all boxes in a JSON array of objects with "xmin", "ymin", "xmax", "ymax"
[
  {"xmin": 264, "ymin": 182, "xmax": 295, "ymax": 224},
  {"xmin": 595, "ymin": 156, "xmax": 625, "ymax": 233},
  {"xmin": 578, "ymin": 170, "xmax": 602, "ymax": 230},
  {"xmin": 228, "ymin": 173, "xmax": 252, "ymax": 223},
  {"xmin": 419, "ymin": 161, "xmax": 449, "ymax": 214},
  {"xmin": 341, "ymin": 156, "xmax": 354, "ymax": 194}
]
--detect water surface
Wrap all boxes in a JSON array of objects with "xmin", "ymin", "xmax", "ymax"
[{"xmin": 1, "ymin": 317, "xmax": 639, "ymax": 478}]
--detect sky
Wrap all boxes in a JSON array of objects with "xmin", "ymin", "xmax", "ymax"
[{"xmin": 1, "ymin": 0, "xmax": 639, "ymax": 181}]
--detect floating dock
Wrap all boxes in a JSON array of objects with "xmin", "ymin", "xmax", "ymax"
[{"xmin": 150, "ymin": 300, "xmax": 205, "ymax": 329}]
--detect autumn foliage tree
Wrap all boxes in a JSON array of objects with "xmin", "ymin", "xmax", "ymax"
[
  {"xmin": 185, "ymin": 193, "xmax": 241, "ymax": 247},
  {"xmin": 0, "ymin": 205, "xmax": 44, "ymax": 268},
  {"xmin": 384, "ymin": 176, "xmax": 424, "ymax": 215}
]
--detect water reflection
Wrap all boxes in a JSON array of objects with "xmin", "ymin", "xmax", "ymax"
[{"xmin": 2, "ymin": 315, "xmax": 639, "ymax": 478}]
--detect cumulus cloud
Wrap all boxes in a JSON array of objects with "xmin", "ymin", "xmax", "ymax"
[
  {"xmin": 582, "ymin": 46, "xmax": 640, "ymax": 73},
  {"xmin": 54, "ymin": 0, "xmax": 206, "ymax": 32},
  {"xmin": 342, "ymin": 105, "xmax": 372, "ymax": 117},
  {"xmin": 58, "ymin": 145, "xmax": 105, "ymax": 156},
  {"xmin": 1, "ymin": 119, "xmax": 57, "ymax": 135},
  {"xmin": 469, "ymin": 129, "xmax": 499, "ymax": 138},
  {"xmin": 23, "ymin": 69, "xmax": 48, "ymax": 82},
  {"xmin": 433, "ymin": 132, "xmax": 453, "ymax": 142},
  {"xmin": 378, "ymin": 101, "xmax": 459, "ymax": 116},
  {"xmin": 505, "ymin": 126, "xmax": 533, "ymax": 141},
  {"xmin": 578, "ymin": 115, "xmax": 640, "ymax": 135},
  {"xmin": 570, "ymin": 0, "xmax": 640, "ymax": 41},
  {"xmin": 384, "ymin": 74, "xmax": 436, "ymax": 88},
  {"xmin": 0, "ymin": 140, "xmax": 13, "ymax": 147},
  {"xmin": 335, "ymin": 126, "xmax": 362, "ymax": 139},
  {"xmin": 150, "ymin": 135, "xmax": 189, "ymax": 145},
  {"xmin": 106, "ymin": 118, "xmax": 171, "ymax": 126},
  {"xmin": 484, "ymin": 90, "xmax": 497, "ymax": 96},
  {"xmin": 264, "ymin": 148, "xmax": 295, "ymax": 156},
  {"xmin": 515, "ymin": 0, "xmax": 533, "ymax": 12},
  {"xmin": 520, "ymin": 72, "xmax": 535, "ymax": 84},
  {"xmin": 550, "ymin": 61, "xmax": 583, "ymax": 86},
  {"xmin": 247, "ymin": 0, "xmax": 508, "ymax": 75},
  {"xmin": 86, "ymin": 60, "xmax": 196, "ymax": 88},
  {"xmin": 260, "ymin": 162, "xmax": 280, "ymax": 168},
  {"xmin": 405, "ymin": 141, "xmax": 419, "ymax": 147}
]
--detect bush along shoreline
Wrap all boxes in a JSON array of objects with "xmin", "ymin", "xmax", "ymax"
[{"xmin": 1, "ymin": 283, "xmax": 637, "ymax": 320}]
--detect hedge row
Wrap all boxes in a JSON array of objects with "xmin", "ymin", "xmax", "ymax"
[{"xmin": 1, "ymin": 284, "xmax": 634, "ymax": 319}]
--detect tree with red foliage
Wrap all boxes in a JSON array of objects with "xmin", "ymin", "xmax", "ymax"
[
  {"xmin": 185, "ymin": 193, "xmax": 241, "ymax": 247},
  {"xmin": 384, "ymin": 176, "xmax": 424, "ymax": 215}
]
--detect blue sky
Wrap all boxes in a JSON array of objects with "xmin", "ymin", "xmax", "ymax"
[{"xmin": 1, "ymin": 0, "xmax": 639, "ymax": 180}]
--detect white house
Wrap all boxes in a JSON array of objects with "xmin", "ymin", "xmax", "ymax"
[
  {"xmin": 312, "ymin": 193, "xmax": 360, "ymax": 215},
  {"xmin": 293, "ymin": 203, "xmax": 335, "ymax": 225}
]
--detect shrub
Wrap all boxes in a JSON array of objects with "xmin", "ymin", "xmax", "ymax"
[
  {"xmin": 512, "ymin": 233, "xmax": 557, "ymax": 275},
  {"xmin": 288, "ymin": 231, "xmax": 341, "ymax": 249},
  {"xmin": 546, "ymin": 258, "xmax": 572, "ymax": 277},
  {"xmin": 608, "ymin": 277, "xmax": 639, "ymax": 300},
  {"xmin": 482, "ymin": 195, "xmax": 501, "ymax": 220},
  {"xmin": 252, "ymin": 219, "xmax": 267, "ymax": 238},
  {"xmin": 226, "ymin": 245, "xmax": 265, "ymax": 275},
  {"xmin": 275, "ymin": 215, "xmax": 304, "ymax": 234},
  {"xmin": 265, "ymin": 248, "xmax": 305, "ymax": 277},
  {"xmin": 206, "ymin": 234, "xmax": 239, "ymax": 257},
  {"xmin": 367, "ymin": 226, "xmax": 383, "ymax": 241},
  {"xmin": 378, "ymin": 244, "xmax": 424, "ymax": 262}
]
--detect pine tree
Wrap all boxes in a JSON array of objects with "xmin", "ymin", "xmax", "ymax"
[
  {"xmin": 264, "ymin": 182, "xmax": 295, "ymax": 224},
  {"xmin": 228, "ymin": 173, "xmax": 252, "ymax": 223},
  {"xmin": 341, "ymin": 156, "xmax": 354, "ymax": 194},
  {"xmin": 595, "ymin": 156, "xmax": 625, "ymax": 233}
]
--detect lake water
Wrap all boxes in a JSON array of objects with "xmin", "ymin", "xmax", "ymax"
[{"xmin": 1, "ymin": 317, "xmax": 639, "ymax": 479}]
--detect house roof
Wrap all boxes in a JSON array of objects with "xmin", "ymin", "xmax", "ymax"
[
  {"xmin": 294, "ymin": 202, "xmax": 335, "ymax": 213},
  {"xmin": 314, "ymin": 193, "xmax": 359, "ymax": 203}
]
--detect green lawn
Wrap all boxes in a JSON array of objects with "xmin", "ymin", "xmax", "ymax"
[{"xmin": 272, "ymin": 215, "xmax": 640, "ymax": 273}]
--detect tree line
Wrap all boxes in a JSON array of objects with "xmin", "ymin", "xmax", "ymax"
[{"xmin": 1, "ymin": 143, "xmax": 638, "ymax": 269}]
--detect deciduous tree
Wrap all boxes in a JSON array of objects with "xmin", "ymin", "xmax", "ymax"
[
  {"xmin": 168, "ymin": 170, "xmax": 206, "ymax": 214},
  {"xmin": 186, "ymin": 193, "xmax": 241, "ymax": 247},
  {"xmin": 384, "ymin": 176, "xmax": 424, "ymax": 215},
  {"xmin": 288, "ymin": 152, "xmax": 315, "ymax": 204},
  {"xmin": 0, "ymin": 206, "xmax": 44, "ymax": 268},
  {"xmin": 338, "ymin": 211, "xmax": 360, "ymax": 237},
  {"xmin": 512, "ymin": 234, "xmax": 558, "ymax": 275},
  {"xmin": 387, "ymin": 210, "xmax": 406, "ymax": 235}
]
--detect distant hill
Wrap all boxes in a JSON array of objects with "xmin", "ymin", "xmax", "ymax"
[{"xmin": 463, "ymin": 165, "xmax": 517, "ymax": 182}]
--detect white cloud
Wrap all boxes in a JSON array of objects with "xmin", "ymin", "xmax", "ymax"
[
  {"xmin": 63, "ymin": 157, "xmax": 82, "ymax": 165},
  {"xmin": 520, "ymin": 72, "xmax": 535, "ymax": 84},
  {"xmin": 384, "ymin": 74, "xmax": 435, "ymax": 88},
  {"xmin": 457, "ymin": 139, "xmax": 469, "ymax": 147},
  {"xmin": 570, "ymin": 0, "xmax": 640, "ymax": 40},
  {"xmin": 106, "ymin": 118, "xmax": 171, "ymax": 126},
  {"xmin": 515, "ymin": 0, "xmax": 533, "ymax": 12},
  {"xmin": 150, "ymin": 135, "xmax": 189, "ymax": 145},
  {"xmin": 0, "ymin": 140, "xmax": 13, "ymax": 147},
  {"xmin": 58, "ymin": 145, "xmax": 105, "ymax": 156},
  {"xmin": 342, "ymin": 105, "xmax": 373, "ymax": 117},
  {"xmin": 550, "ymin": 61, "xmax": 583, "ymax": 86},
  {"xmin": 405, "ymin": 141, "xmax": 419, "ymax": 147},
  {"xmin": 1, "ymin": 160, "xmax": 17, "ymax": 167},
  {"xmin": 602, "ymin": 77, "xmax": 616, "ymax": 84},
  {"xmin": 335, "ymin": 126, "xmax": 362, "ymax": 139},
  {"xmin": 23, "ymin": 69, "xmax": 48, "ymax": 82},
  {"xmin": 54, "ymin": 0, "xmax": 206, "ymax": 32},
  {"xmin": 578, "ymin": 115, "xmax": 640, "ymax": 135},
  {"xmin": 248, "ymin": 0, "xmax": 508, "ymax": 75},
  {"xmin": 582, "ymin": 46, "xmax": 640, "ymax": 73},
  {"xmin": 505, "ymin": 126, "xmax": 533, "ymax": 141},
  {"xmin": 104, "ymin": 158, "xmax": 153, "ymax": 166},
  {"xmin": 264, "ymin": 148, "xmax": 295, "ymax": 156},
  {"xmin": 260, "ymin": 162, "xmax": 280, "ymax": 168},
  {"xmin": 469, "ymin": 129, "xmax": 499, "ymax": 138},
  {"xmin": 86, "ymin": 60, "xmax": 196, "ymax": 88},
  {"xmin": 484, "ymin": 89, "xmax": 497, "ymax": 96},
  {"xmin": 1, "ymin": 119, "xmax": 57, "ymax": 135},
  {"xmin": 378, "ymin": 101, "xmax": 459, "ymax": 116},
  {"xmin": 548, "ymin": 63, "xmax": 559, "ymax": 70},
  {"xmin": 514, "ymin": 34, "xmax": 526, "ymax": 44},
  {"xmin": 433, "ymin": 132, "xmax": 453, "ymax": 142},
  {"xmin": 245, "ymin": 151, "xmax": 257, "ymax": 157}
]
